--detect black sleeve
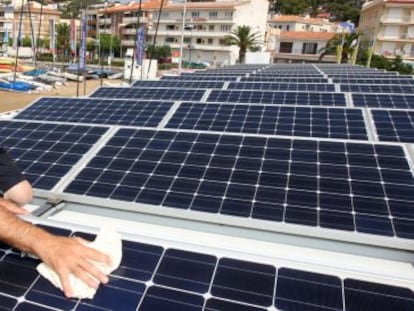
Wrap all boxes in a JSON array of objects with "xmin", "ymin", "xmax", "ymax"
[{"xmin": 0, "ymin": 149, "xmax": 26, "ymax": 193}]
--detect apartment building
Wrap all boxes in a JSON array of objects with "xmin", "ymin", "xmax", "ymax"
[
  {"xmin": 359, "ymin": 0, "xmax": 414, "ymax": 62},
  {"xmin": 95, "ymin": 0, "xmax": 268, "ymax": 66},
  {"xmin": 267, "ymin": 15, "xmax": 340, "ymax": 63},
  {"xmin": 0, "ymin": 3, "xmax": 13, "ymax": 50},
  {"xmin": 268, "ymin": 15, "xmax": 337, "ymax": 32}
]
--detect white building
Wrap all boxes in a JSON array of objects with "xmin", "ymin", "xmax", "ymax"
[
  {"xmin": 148, "ymin": 0, "xmax": 269, "ymax": 66},
  {"xmin": 359, "ymin": 0, "xmax": 414, "ymax": 62},
  {"xmin": 268, "ymin": 15, "xmax": 337, "ymax": 33},
  {"xmin": 96, "ymin": 0, "xmax": 269, "ymax": 66}
]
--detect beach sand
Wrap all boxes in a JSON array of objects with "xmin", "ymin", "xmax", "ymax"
[{"xmin": 1, "ymin": 79, "xmax": 113, "ymax": 113}]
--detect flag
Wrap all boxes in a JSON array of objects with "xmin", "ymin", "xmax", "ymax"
[
  {"xmin": 135, "ymin": 26, "xmax": 145, "ymax": 65},
  {"xmin": 49, "ymin": 19, "xmax": 55, "ymax": 51},
  {"xmin": 70, "ymin": 18, "xmax": 76, "ymax": 57},
  {"xmin": 339, "ymin": 21, "xmax": 355, "ymax": 33},
  {"xmin": 79, "ymin": 13, "xmax": 87, "ymax": 69}
]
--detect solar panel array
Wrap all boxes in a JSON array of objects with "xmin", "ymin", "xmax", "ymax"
[
  {"xmin": 166, "ymin": 103, "xmax": 368, "ymax": 139},
  {"xmin": 15, "ymin": 97, "xmax": 174, "ymax": 127},
  {"xmin": 2, "ymin": 63, "xmax": 414, "ymax": 309},
  {"xmin": 1, "ymin": 225, "xmax": 413, "ymax": 311},
  {"xmin": 0, "ymin": 121, "xmax": 107, "ymax": 190}
]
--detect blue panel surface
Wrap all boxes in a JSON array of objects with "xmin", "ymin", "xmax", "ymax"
[
  {"xmin": 341, "ymin": 84, "xmax": 414, "ymax": 93},
  {"xmin": 228, "ymin": 82, "xmax": 335, "ymax": 92},
  {"xmin": 207, "ymin": 90, "xmax": 347, "ymax": 106},
  {"xmin": 132, "ymin": 80, "xmax": 224, "ymax": 89},
  {"xmin": 372, "ymin": 109, "xmax": 414, "ymax": 143},
  {"xmin": 166, "ymin": 102, "xmax": 368, "ymax": 140},
  {"xmin": 0, "ymin": 121, "xmax": 107, "ymax": 190},
  {"xmin": 65, "ymin": 129, "xmax": 414, "ymax": 239},
  {"xmin": 0, "ymin": 224, "xmax": 412, "ymax": 310},
  {"xmin": 15, "ymin": 97, "xmax": 173, "ymax": 127},
  {"xmin": 91, "ymin": 87, "xmax": 206, "ymax": 101}
]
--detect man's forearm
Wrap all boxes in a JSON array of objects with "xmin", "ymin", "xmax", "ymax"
[{"xmin": 0, "ymin": 203, "xmax": 49, "ymax": 255}]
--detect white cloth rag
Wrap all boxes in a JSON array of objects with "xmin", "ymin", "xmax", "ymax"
[{"xmin": 36, "ymin": 226, "xmax": 123, "ymax": 299}]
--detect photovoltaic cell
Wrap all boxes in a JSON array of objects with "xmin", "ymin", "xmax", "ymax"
[
  {"xmin": 227, "ymin": 82, "xmax": 336, "ymax": 92},
  {"xmin": 207, "ymin": 90, "xmax": 347, "ymax": 106},
  {"xmin": 0, "ymin": 121, "xmax": 107, "ymax": 190},
  {"xmin": 353, "ymin": 93, "xmax": 414, "ymax": 109},
  {"xmin": 0, "ymin": 225, "xmax": 412, "ymax": 310},
  {"xmin": 14, "ymin": 97, "xmax": 173, "ymax": 127},
  {"xmin": 341, "ymin": 84, "xmax": 414, "ymax": 94},
  {"xmin": 166, "ymin": 102, "xmax": 368, "ymax": 140},
  {"xmin": 132, "ymin": 80, "xmax": 225, "ymax": 89},
  {"xmin": 372, "ymin": 109, "xmax": 414, "ymax": 143},
  {"xmin": 91, "ymin": 87, "xmax": 206, "ymax": 101},
  {"xmin": 64, "ymin": 129, "xmax": 414, "ymax": 240}
]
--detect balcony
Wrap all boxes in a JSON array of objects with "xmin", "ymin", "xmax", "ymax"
[
  {"xmin": 122, "ymin": 16, "xmax": 148, "ymax": 25},
  {"xmin": 122, "ymin": 28, "xmax": 138, "ymax": 35},
  {"xmin": 121, "ymin": 40, "xmax": 135, "ymax": 46},
  {"xmin": 87, "ymin": 20, "xmax": 97, "ymax": 25},
  {"xmin": 378, "ymin": 32, "xmax": 414, "ymax": 41},
  {"xmin": 381, "ymin": 16, "xmax": 414, "ymax": 24},
  {"xmin": 98, "ymin": 18, "xmax": 111, "ymax": 25}
]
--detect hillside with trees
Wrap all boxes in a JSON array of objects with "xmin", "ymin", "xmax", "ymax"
[{"xmin": 269, "ymin": 0, "xmax": 364, "ymax": 24}]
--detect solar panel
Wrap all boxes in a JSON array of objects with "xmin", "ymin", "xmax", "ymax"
[
  {"xmin": 161, "ymin": 75, "xmax": 238, "ymax": 81},
  {"xmin": 333, "ymin": 78, "xmax": 414, "ymax": 85},
  {"xmin": 341, "ymin": 84, "xmax": 414, "ymax": 94},
  {"xmin": 0, "ymin": 225, "xmax": 412, "ymax": 311},
  {"xmin": 241, "ymin": 77, "xmax": 329, "ymax": 83},
  {"xmin": 228, "ymin": 82, "xmax": 336, "ymax": 92},
  {"xmin": 65, "ymin": 129, "xmax": 414, "ymax": 240},
  {"xmin": 0, "ymin": 121, "xmax": 108, "ymax": 190},
  {"xmin": 14, "ymin": 97, "xmax": 174, "ymax": 127},
  {"xmin": 166, "ymin": 102, "xmax": 368, "ymax": 140},
  {"xmin": 91, "ymin": 87, "xmax": 206, "ymax": 101},
  {"xmin": 353, "ymin": 94, "xmax": 414, "ymax": 109},
  {"xmin": 372, "ymin": 109, "xmax": 414, "ymax": 143},
  {"xmin": 131, "ymin": 80, "xmax": 225, "ymax": 89},
  {"xmin": 207, "ymin": 90, "xmax": 347, "ymax": 106}
]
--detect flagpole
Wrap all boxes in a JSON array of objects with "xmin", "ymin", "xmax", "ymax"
[
  {"xmin": 178, "ymin": 0, "xmax": 187, "ymax": 75},
  {"xmin": 129, "ymin": 0, "xmax": 143, "ymax": 84},
  {"xmin": 14, "ymin": 0, "xmax": 25, "ymax": 83}
]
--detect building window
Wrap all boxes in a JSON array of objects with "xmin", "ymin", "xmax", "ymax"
[
  {"xmin": 219, "ymin": 39, "xmax": 227, "ymax": 45},
  {"xmin": 279, "ymin": 42, "xmax": 293, "ymax": 53},
  {"xmin": 196, "ymin": 38, "xmax": 204, "ymax": 44},
  {"xmin": 161, "ymin": 12, "xmax": 169, "ymax": 18},
  {"xmin": 302, "ymin": 43, "xmax": 318, "ymax": 54},
  {"xmin": 209, "ymin": 11, "xmax": 218, "ymax": 19},
  {"xmin": 208, "ymin": 38, "xmax": 213, "ymax": 44},
  {"xmin": 286, "ymin": 25, "xmax": 290, "ymax": 31},
  {"xmin": 165, "ymin": 37, "xmax": 175, "ymax": 43},
  {"xmin": 209, "ymin": 25, "xmax": 215, "ymax": 31},
  {"xmin": 220, "ymin": 25, "xmax": 231, "ymax": 32},
  {"xmin": 192, "ymin": 11, "xmax": 200, "ymax": 19},
  {"xmin": 224, "ymin": 11, "xmax": 233, "ymax": 18},
  {"xmin": 166, "ymin": 24, "xmax": 175, "ymax": 30}
]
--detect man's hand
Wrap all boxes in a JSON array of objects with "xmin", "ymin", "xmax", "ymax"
[
  {"xmin": 0, "ymin": 198, "xmax": 111, "ymax": 298},
  {"xmin": 35, "ymin": 235, "xmax": 111, "ymax": 298}
]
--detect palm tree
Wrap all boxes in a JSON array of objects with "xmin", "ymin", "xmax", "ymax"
[
  {"xmin": 224, "ymin": 25, "xmax": 262, "ymax": 64},
  {"xmin": 319, "ymin": 32, "xmax": 360, "ymax": 63},
  {"xmin": 56, "ymin": 23, "xmax": 71, "ymax": 61}
]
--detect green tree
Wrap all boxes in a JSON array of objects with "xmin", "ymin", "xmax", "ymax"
[
  {"xmin": 224, "ymin": 25, "xmax": 262, "ymax": 64},
  {"xmin": 319, "ymin": 32, "xmax": 359, "ymax": 63},
  {"xmin": 56, "ymin": 23, "xmax": 71, "ymax": 60},
  {"xmin": 146, "ymin": 44, "xmax": 171, "ymax": 60},
  {"xmin": 275, "ymin": 0, "xmax": 308, "ymax": 15},
  {"xmin": 98, "ymin": 33, "xmax": 121, "ymax": 57},
  {"xmin": 22, "ymin": 36, "xmax": 32, "ymax": 47},
  {"xmin": 60, "ymin": 0, "xmax": 102, "ymax": 18}
]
